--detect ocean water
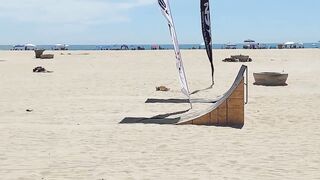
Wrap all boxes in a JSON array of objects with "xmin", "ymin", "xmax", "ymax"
[{"xmin": 0, "ymin": 43, "xmax": 319, "ymax": 51}]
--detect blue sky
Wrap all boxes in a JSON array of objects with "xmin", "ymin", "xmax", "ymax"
[{"xmin": 0, "ymin": 0, "xmax": 319, "ymax": 44}]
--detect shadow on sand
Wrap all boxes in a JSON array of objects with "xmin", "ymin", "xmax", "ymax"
[
  {"xmin": 120, "ymin": 109, "xmax": 190, "ymax": 125},
  {"xmin": 145, "ymin": 98, "xmax": 217, "ymax": 104}
]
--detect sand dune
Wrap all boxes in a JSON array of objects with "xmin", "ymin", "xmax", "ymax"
[{"xmin": 0, "ymin": 49, "xmax": 319, "ymax": 179}]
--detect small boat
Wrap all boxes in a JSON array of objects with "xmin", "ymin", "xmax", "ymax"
[{"xmin": 253, "ymin": 72, "xmax": 288, "ymax": 86}]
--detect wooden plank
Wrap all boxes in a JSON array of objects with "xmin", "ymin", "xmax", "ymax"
[
  {"xmin": 217, "ymin": 101, "xmax": 227, "ymax": 126},
  {"xmin": 192, "ymin": 113, "xmax": 210, "ymax": 125},
  {"xmin": 228, "ymin": 108, "xmax": 244, "ymax": 126},
  {"xmin": 230, "ymin": 79, "xmax": 244, "ymax": 99},
  {"xmin": 227, "ymin": 98, "xmax": 243, "ymax": 109},
  {"xmin": 210, "ymin": 109, "xmax": 218, "ymax": 125}
]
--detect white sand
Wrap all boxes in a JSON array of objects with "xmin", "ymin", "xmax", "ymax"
[{"xmin": 0, "ymin": 49, "xmax": 319, "ymax": 179}]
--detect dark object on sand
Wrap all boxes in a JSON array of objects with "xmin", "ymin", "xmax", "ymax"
[
  {"xmin": 35, "ymin": 49, "xmax": 45, "ymax": 58},
  {"xmin": 40, "ymin": 54, "xmax": 54, "ymax": 59},
  {"xmin": 156, "ymin": 86, "xmax": 170, "ymax": 91},
  {"xmin": 253, "ymin": 72, "xmax": 288, "ymax": 86},
  {"xmin": 33, "ymin": 66, "xmax": 53, "ymax": 73},
  {"xmin": 223, "ymin": 55, "xmax": 252, "ymax": 62},
  {"xmin": 26, "ymin": 109, "xmax": 33, "ymax": 112}
]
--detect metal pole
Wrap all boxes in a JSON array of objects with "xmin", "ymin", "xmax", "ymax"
[{"xmin": 245, "ymin": 67, "xmax": 249, "ymax": 104}]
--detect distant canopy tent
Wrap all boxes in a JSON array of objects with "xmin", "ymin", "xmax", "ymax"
[
  {"xmin": 225, "ymin": 43, "xmax": 237, "ymax": 49},
  {"xmin": 25, "ymin": 44, "xmax": 36, "ymax": 47},
  {"xmin": 55, "ymin": 44, "xmax": 69, "ymax": 47},
  {"xmin": 243, "ymin": 39, "xmax": 259, "ymax": 49},
  {"xmin": 13, "ymin": 45, "xmax": 25, "ymax": 50},
  {"xmin": 244, "ymin": 39, "xmax": 255, "ymax": 43},
  {"xmin": 54, "ymin": 44, "xmax": 69, "ymax": 50},
  {"xmin": 283, "ymin": 42, "xmax": 304, "ymax": 48},
  {"xmin": 13, "ymin": 44, "xmax": 37, "ymax": 50},
  {"xmin": 284, "ymin": 42, "xmax": 295, "ymax": 45},
  {"xmin": 13, "ymin": 45, "xmax": 24, "ymax": 48},
  {"xmin": 26, "ymin": 44, "xmax": 36, "ymax": 49}
]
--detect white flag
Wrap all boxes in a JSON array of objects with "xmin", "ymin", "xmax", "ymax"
[{"xmin": 158, "ymin": 0, "xmax": 191, "ymax": 98}]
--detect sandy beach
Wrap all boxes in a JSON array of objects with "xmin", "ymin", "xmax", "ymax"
[{"xmin": 0, "ymin": 49, "xmax": 319, "ymax": 179}]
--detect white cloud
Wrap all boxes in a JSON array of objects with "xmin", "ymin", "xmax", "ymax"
[{"xmin": 0, "ymin": 0, "xmax": 155, "ymax": 25}]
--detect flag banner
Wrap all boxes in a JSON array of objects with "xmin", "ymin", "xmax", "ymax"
[
  {"xmin": 201, "ymin": 0, "xmax": 214, "ymax": 85},
  {"xmin": 158, "ymin": 0, "xmax": 190, "ymax": 98}
]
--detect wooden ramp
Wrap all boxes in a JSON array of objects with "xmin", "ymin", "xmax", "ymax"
[
  {"xmin": 177, "ymin": 65, "xmax": 248, "ymax": 128},
  {"xmin": 120, "ymin": 65, "xmax": 248, "ymax": 128}
]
